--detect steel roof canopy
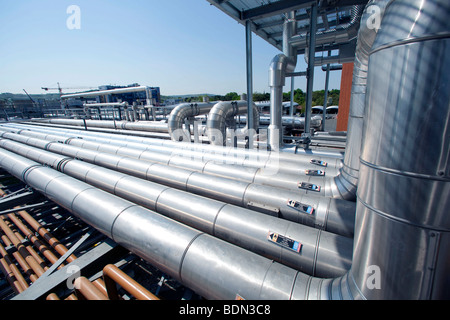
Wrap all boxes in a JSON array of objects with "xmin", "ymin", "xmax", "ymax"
[{"xmin": 206, "ymin": 0, "xmax": 369, "ymax": 52}]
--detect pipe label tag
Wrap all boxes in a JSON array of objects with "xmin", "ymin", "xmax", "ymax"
[
  {"xmin": 267, "ymin": 231, "xmax": 302, "ymax": 253},
  {"xmin": 310, "ymin": 159, "xmax": 328, "ymax": 167},
  {"xmin": 298, "ymin": 182, "xmax": 321, "ymax": 192},
  {"xmin": 287, "ymin": 199, "xmax": 314, "ymax": 215},
  {"xmin": 305, "ymin": 169, "xmax": 325, "ymax": 176}
]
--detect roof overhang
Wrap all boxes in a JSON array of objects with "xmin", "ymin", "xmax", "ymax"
[{"xmin": 206, "ymin": 0, "xmax": 369, "ymax": 54}]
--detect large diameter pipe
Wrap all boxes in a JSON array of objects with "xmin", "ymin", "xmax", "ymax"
[
  {"xmin": 351, "ymin": 0, "xmax": 450, "ymax": 299},
  {"xmin": 3, "ymin": 122, "xmax": 344, "ymax": 168},
  {"xmin": 0, "ymin": 148, "xmax": 353, "ymax": 300},
  {"xmin": 4, "ymin": 124, "xmax": 357, "ymax": 200},
  {"xmin": 0, "ymin": 137, "xmax": 352, "ymax": 276},
  {"xmin": 168, "ymin": 102, "xmax": 215, "ymax": 142},
  {"xmin": 268, "ymin": 54, "xmax": 296, "ymax": 151},
  {"xmin": 0, "ymin": 130, "xmax": 355, "ymax": 237},
  {"xmin": 31, "ymin": 118, "xmax": 169, "ymax": 133},
  {"xmin": 332, "ymin": 0, "xmax": 390, "ymax": 201},
  {"xmin": 0, "ymin": 127, "xmax": 352, "ymax": 228},
  {"xmin": 206, "ymin": 100, "xmax": 260, "ymax": 146},
  {"xmin": 0, "ymin": 123, "xmax": 343, "ymax": 187}
]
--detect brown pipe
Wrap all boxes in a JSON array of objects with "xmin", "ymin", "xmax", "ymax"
[
  {"xmin": 74, "ymin": 276, "xmax": 109, "ymax": 300},
  {"xmin": 46, "ymin": 293, "xmax": 61, "ymax": 300},
  {"xmin": 0, "ymin": 256, "xmax": 24, "ymax": 294},
  {"xmin": 0, "ymin": 242, "xmax": 29, "ymax": 291},
  {"xmin": 65, "ymin": 293, "xmax": 78, "ymax": 300},
  {"xmin": 92, "ymin": 278, "xmax": 109, "ymax": 298},
  {"xmin": 16, "ymin": 209, "xmax": 77, "ymax": 263},
  {"xmin": 7, "ymin": 212, "xmax": 61, "ymax": 268},
  {"xmin": 0, "ymin": 228, "xmax": 39, "ymax": 283},
  {"xmin": 0, "ymin": 188, "xmax": 77, "ymax": 263},
  {"xmin": 0, "ymin": 217, "xmax": 45, "ymax": 278},
  {"xmin": 4, "ymin": 218, "xmax": 49, "ymax": 272},
  {"xmin": 103, "ymin": 264, "xmax": 159, "ymax": 300}
]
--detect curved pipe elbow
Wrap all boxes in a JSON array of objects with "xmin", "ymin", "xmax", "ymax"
[
  {"xmin": 206, "ymin": 101, "xmax": 259, "ymax": 146},
  {"xmin": 332, "ymin": 173, "xmax": 357, "ymax": 201},
  {"xmin": 269, "ymin": 54, "xmax": 296, "ymax": 88},
  {"xmin": 168, "ymin": 103, "xmax": 216, "ymax": 142},
  {"xmin": 167, "ymin": 103, "xmax": 193, "ymax": 142}
]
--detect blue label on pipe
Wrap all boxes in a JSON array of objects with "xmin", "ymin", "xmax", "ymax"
[{"xmin": 267, "ymin": 231, "xmax": 302, "ymax": 253}]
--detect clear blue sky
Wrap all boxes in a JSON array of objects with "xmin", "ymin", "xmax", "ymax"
[{"xmin": 0, "ymin": 0, "xmax": 342, "ymax": 96}]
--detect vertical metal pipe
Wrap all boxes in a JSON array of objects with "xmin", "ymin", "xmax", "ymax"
[
  {"xmin": 289, "ymin": 76, "xmax": 295, "ymax": 117},
  {"xmin": 304, "ymin": 3, "xmax": 318, "ymax": 137},
  {"xmin": 322, "ymin": 52, "xmax": 331, "ymax": 131},
  {"xmin": 245, "ymin": 19, "xmax": 254, "ymax": 148},
  {"xmin": 351, "ymin": 0, "xmax": 450, "ymax": 299}
]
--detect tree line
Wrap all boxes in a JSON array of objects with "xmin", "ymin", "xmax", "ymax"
[{"xmin": 183, "ymin": 89, "xmax": 340, "ymax": 113}]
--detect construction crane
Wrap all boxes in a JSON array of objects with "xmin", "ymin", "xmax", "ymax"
[
  {"xmin": 41, "ymin": 82, "xmax": 97, "ymax": 110},
  {"xmin": 41, "ymin": 82, "xmax": 97, "ymax": 94}
]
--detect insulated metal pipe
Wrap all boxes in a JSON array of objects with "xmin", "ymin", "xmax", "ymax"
[
  {"xmin": 168, "ymin": 102, "xmax": 215, "ymax": 142},
  {"xmin": 0, "ymin": 130, "xmax": 355, "ymax": 237},
  {"xmin": 206, "ymin": 100, "xmax": 260, "ymax": 146},
  {"xmin": 0, "ymin": 148, "xmax": 350, "ymax": 299},
  {"xmin": 304, "ymin": 3, "xmax": 318, "ymax": 137},
  {"xmin": 31, "ymin": 118, "xmax": 169, "ymax": 133},
  {"xmin": 0, "ymin": 137, "xmax": 353, "ymax": 276},
  {"xmin": 4, "ymin": 122, "xmax": 344, "ymax": 168},
  {"xmin": 332, "ymin": 0, "xmax": 390, "ymax": 201},
  {"xmin": 268, "ymin": 54, "xmax": 296, "ymax": 151},
  {"xmin": 5, "ymin": 124, "xmax": 354, "ymax": 200},
  {"xmin": 350, "ymin": 0, "xmax": 450, "ymax": 299}
]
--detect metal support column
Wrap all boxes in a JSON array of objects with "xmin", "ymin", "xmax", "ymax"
[
  {"xmin": 245, "ymin": 19, "xmax": 254, "ymax": 148},
  {"xmin": 322, "ymin": 51, "xmax": 331, "ymax": 131},
  {"xmin": 290, "ymin": 76, "xmax": 295, "ymax": 117},
  {"xmin": 304, "ymin": 3, "xmax": 318, "ymax": 143}
]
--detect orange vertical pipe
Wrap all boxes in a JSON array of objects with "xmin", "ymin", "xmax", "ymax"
[{"xmin": 336, "ymin": 62, "xmax": 354, "ymax": 132}]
